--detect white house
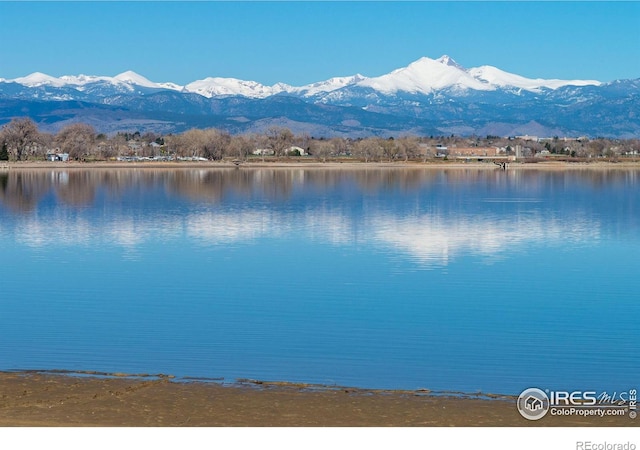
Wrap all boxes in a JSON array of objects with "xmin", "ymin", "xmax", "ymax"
[
  {"xmin": 253, "ymin": 148, "xmax": 275, "ymax": 156},
  {"xmin": 285, "ymin": 146, "xmax": 307, "ymax": 156}
]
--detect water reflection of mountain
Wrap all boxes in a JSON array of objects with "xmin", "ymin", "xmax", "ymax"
[
  {"xmin": 371, "ymin": 212, "xmax": 600, "ymax": 266},
  {"xmin": 1, "ymin": 168, "xmax": 638, "ymax": 266}
]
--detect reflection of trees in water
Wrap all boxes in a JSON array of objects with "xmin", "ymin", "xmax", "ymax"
[
  {"xmin": 500, "ymin": 169, "xmax": 640, "ymax": 194},
  {"xmin": 571, "ymin": 169, "xmax": 639, "ymax": 189},
  {"xmin": 254, "ymin": 170, "xmax": 296, "ymax": 200},
  {"xmin": 0, "ymin": 173, "xmax": 7, "ymax": 193},
  {"xmin": 351, "ymin": 168, "xmax": 436, "ymax": 193},
  {"xmin": 99, "ymin": 170, "xmax": 147, "ymax": 198},
  {"xmin": 165, "ymin": 169, "xmax": 256, "ymax": 202},
  {"xmin": 0, "ymin": 171, "xmax": 51, "ymax": 212},
  {"xmin": 1, "ymin": 168, "xmax": 639, "ymax": 214},
  {"xmin": 55, "ymin": 171, "xmax": 97, "ymax": 206},
  {"xmin": 166, "ymin": 169, "xmax": 438, "ymax": 202},
  {"xmin": 302, "ymin": 168, "xmax": 440, "ymax": 195},
  {"xmin": 167, "ymin": 168, "xmax": 311, "ymax": 202}
]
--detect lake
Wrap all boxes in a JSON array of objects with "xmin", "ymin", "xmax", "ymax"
[{"xmin": 0, "ymin": 167, "xmax": 638, "ymax": 395}]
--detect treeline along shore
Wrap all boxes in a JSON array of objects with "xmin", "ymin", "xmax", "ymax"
[{"xmin": 1, "ymin": 117, "xmax": 639, "ymax": 164}]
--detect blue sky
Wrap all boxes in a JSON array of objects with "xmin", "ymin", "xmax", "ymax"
[{"xmin": 0, "ymin": 2, "xmax": 638, "ymax": 85}]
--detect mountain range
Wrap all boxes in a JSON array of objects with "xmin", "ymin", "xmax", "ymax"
[{"xmin": 1, "ymin": 55, "xmax": 638, "ymax": 138}]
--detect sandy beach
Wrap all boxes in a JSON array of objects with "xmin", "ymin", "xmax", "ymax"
[{"xmin": 0, "ymin": 372, "xmax": 635, "ymax": 427}]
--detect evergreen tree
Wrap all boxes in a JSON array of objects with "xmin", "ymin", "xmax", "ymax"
[{"xmin": 0, "ymin": 142, "xmax": 8, "ymax": 161}]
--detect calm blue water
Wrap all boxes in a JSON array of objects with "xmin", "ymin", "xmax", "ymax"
[{"xmin": 0, "ymin": 168, "xmax": 638, "ymax": 395}]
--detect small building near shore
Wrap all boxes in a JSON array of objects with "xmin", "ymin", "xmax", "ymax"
[
  {"xmin": 285, "ymin": 146, "xmax": 307, "ymax": 156},
  {"xmin": 253, "ymin": 148, "xmax": 275, "ymax": 156},
  {"xmin": 46, "ymin": 153, "xmax": 69, "ymax": 162}
]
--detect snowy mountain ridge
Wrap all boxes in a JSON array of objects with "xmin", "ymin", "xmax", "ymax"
[
  {"xmin": 1, "ymin": 55, "xmax": 602, "ymax": 99},
  {"xmin": 0, "ymin": 55, "xmax": 636, "ymax": 139}
]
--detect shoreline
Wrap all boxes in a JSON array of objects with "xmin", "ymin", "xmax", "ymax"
[
  {"xmin": 2, "ymin": 159, "xmax": 640, "ymax": 171},
  {"xmin": 0, "ymin": 371, "xmax": 634, "ymax": 427}
]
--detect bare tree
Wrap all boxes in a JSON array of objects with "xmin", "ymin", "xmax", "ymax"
[
  {"xmin": 56, "ymin": 123, "xmax": 96, "ymax": 160},
  {"xmin": 227, "ymin": 134, "xmax": 254, "ymax": 161},
  {"xmin": 293, "ymin": 132, "xmax": 311, "ymax": 155},
  {"xmin": 109, "ymin": 133, "xmax": 129, "ymax": 158},
  {"xmin": 202, "ymin": 129, "xmax": 230, "ymax": 160},
  {"xmin": 587, "ymin": 139, "xmax": 606, "ymax": 158},
  {"xmin": 398, "ymin": 137, "xmax": 420, "ymax": 161},
  {"xmin": 174, "ymin": 128, "xmax": 229, "ymax": 159},
  {"xmin": 266, "ymin": 127, "xmax": 294, "ymax": 158},
  {"xmin": 352, "ymin": 138, "xmax": 382, "ymax": 162},
  {"xmin": 0, "ymin": 118, "xmax": 42, "ymax": 161},
  {"xmin": 379, "ymin": 138, "xmax": 401, "ymax": 161},
  {"xmin": 330, "ymin": 137, "xmax": 350, "ymax": 157},
  {"xmin": 163, "ymin": 134, "xmax": 182, "ymax": 157},
  {"xmin": 309, "ymin": 139, "xmax": 333, "ymax": 163},
  {"xmin": 175, "ymin": 129, "xmax": 204, "ymax": 158},
  {"xmin": 39, "ymin": 132, "xmax": 55, "ymax": 157}
]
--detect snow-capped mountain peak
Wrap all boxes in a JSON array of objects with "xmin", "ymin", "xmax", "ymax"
[
  {"xmin": 59, "ymin": 74, "xmax": 113, "ymax": 85},
  {"xmin": 358, "ymin": 56, "xmax": 491, "ymax": 94},
  {"xmin": 296, "ymin": 74, "xmax": 368, "ymax": 97},
  {"xmin": 436, "ymin": 55, "xmax": 464, "ymax": 70},
  {"xmin": 114, "ymin": 71, "xmax": 157, "ymax": 88},
  {"xmin": 467, "ymin": 65, "xmax": 602, "ymax": 91},
  {"xmin": 122, "ymin": 72, "xmax": 184, "ymax": 91},
  {"xmin": 185, "ymin": 77, "xmax": 281, "ymax": 98},
  {"xmin": 3, "ymin": 71, "xmax": 185, "ymax": 92},
  {"xmin": 13, "ymin": 72, "xmax": 66, "ymax": 88},
  {"xmin": 355, "ymin": 55, "xmax": 602, "ymax": 95}
]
